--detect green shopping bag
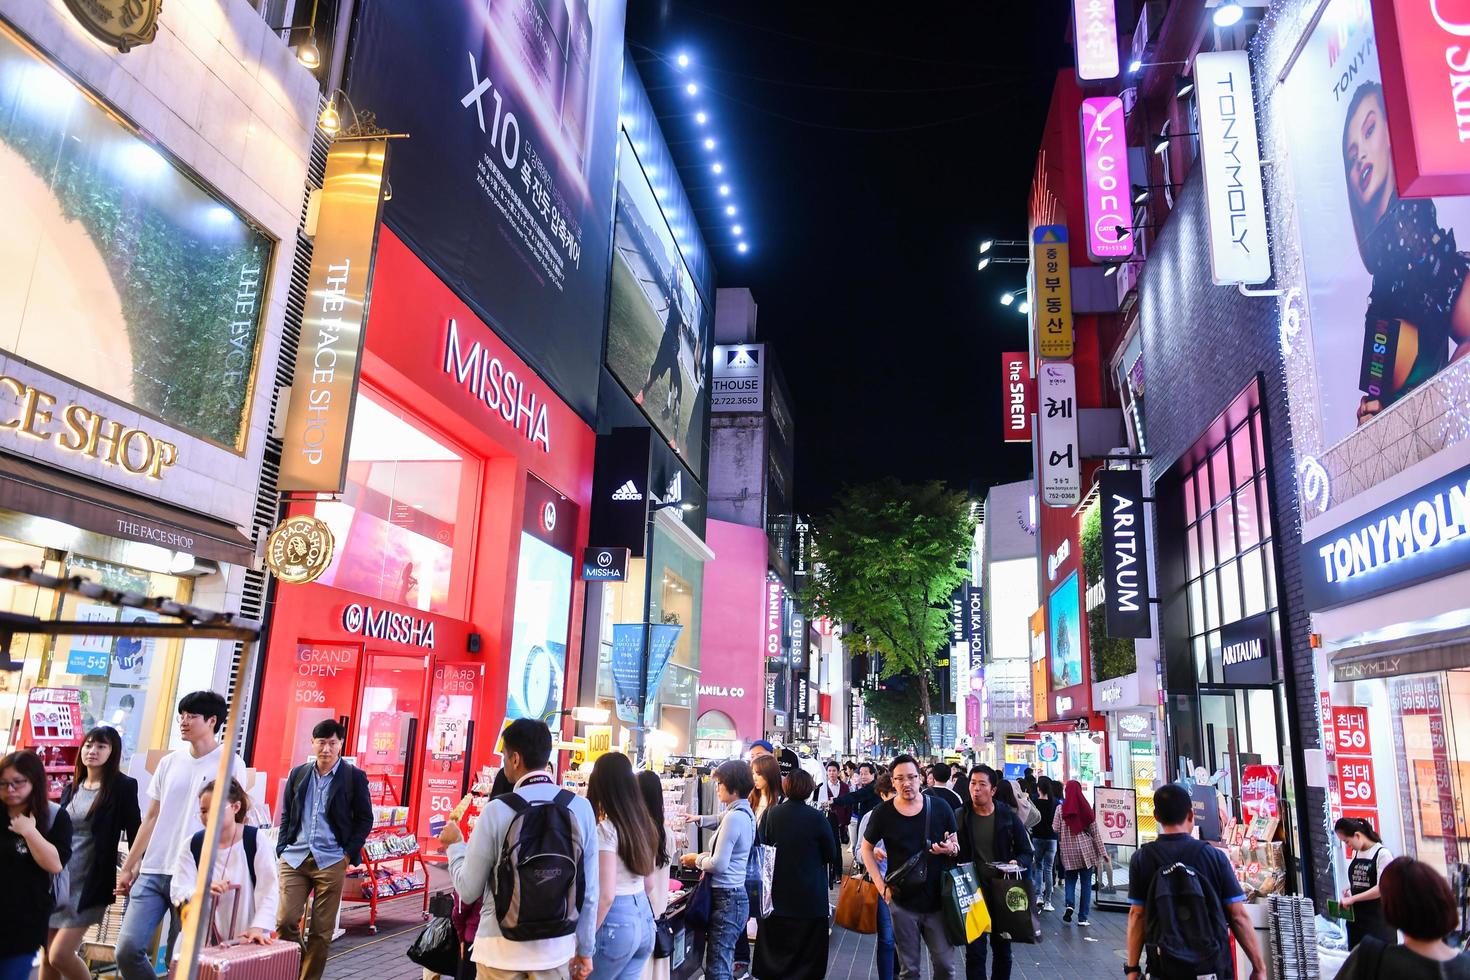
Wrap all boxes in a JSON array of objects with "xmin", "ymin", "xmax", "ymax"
[{"xmin": 942, "ymin": 864, "xmax": 992, "ymax": 946}]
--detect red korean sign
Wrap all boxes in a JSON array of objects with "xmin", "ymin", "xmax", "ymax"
[
  {"xmin": 1240, "ymin": 764, "xmax": 1282, "ymax": 823},
  {"xmin": 1373, "ymin": 0, "xmax": 1470, "ymax": 196},
  {"xmin": 1337, "ymin": 756, "xmax": 1379, "ymax": 808},
  {"xmin": 1002, "ymin": 351, "xmax": 1034, "ymax": 443},
  {"xmin": 1332, "ymin": 706, "xmax": 1373, "ymax": 756}
]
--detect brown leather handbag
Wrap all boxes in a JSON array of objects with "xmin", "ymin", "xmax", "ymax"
[{"xmin": 835, "ymin": 872, "xmax": 879, "ymax": 934}]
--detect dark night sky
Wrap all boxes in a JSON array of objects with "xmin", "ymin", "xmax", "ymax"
[{"xmin": 626, "ymin": 3, "xmax": 1072, "ymax": 513}]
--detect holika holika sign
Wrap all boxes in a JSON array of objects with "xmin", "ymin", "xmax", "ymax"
[
  {"xmin": 279, "ymin": 138, "xmax": 390, "ymax": 493},
  {"xmin": 1098, "ymin": 469, "xmax": 1152, "ymax": 638}
]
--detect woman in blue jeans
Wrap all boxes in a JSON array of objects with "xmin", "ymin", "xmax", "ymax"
[
  {"xmin": 853, "ymin": 773, "xmax": 897, "ymax": 980},
  {"xmin": 1029, "ymin": 778, "xmax": 1059, "ymax": 911},
  {"xmin": 681, "ymin": 760, "xmax": 755, "ymax": 980},
  {"xmin": 588, "ymin": 753, "xmax": 660, "ymax": 980}
]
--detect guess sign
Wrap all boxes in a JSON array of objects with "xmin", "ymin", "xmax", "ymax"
[{"xmin": 1372, "ymin": 0, "xmax": 1470, "ymax": 196}]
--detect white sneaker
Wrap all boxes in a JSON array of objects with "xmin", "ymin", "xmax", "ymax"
[
  {"xmin": 1044, "ymin": 902, "xmax": 1055, "ymax": 912},
  {"xmin": 1078, "ymin": 918, "xmax": 1091, "ymax": 927}
]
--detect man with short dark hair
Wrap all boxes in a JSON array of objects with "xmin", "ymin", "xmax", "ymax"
[
  {"xmin": 276, "ymin": 719, "xmax": 374, "ymax": 980},
  {"xmin": 833, "ymin": 761, "xmax": 881, "ymax": 820},
  {"xmin": 958, "ymin": 767, "xmax": 1033, "ymax": 980},
  {"xmin": 925, "ymin": 762, "xmax": 964, "ymax": 811},
  {"xmin": 1126, "ymin": 784, "xmax": 1264, "ymax": 980}
]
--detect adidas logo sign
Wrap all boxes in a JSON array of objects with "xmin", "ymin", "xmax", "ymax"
[{"xmin": 611, "ymin": 481, "xmax": 642, "ymax": 501}]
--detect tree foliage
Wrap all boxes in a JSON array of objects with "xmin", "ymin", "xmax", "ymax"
[
  {"xmin": 861, "ymin": 678, "xmax": 931, "ymax": 754},
  {"xmin": 806, "ymin": 479, "xmax": 974, "ymax": 750}
]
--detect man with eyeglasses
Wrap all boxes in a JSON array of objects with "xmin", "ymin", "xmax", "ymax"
[{"xmin": 861, "ymin": 755, "xmax": 960, "ymax": 980}]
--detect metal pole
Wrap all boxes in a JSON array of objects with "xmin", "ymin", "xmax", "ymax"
[{"xmin": 632, "ymin": 509, "xmax": 657, "ymax": 761}]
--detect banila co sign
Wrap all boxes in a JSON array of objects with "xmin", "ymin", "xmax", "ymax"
[
  {"xmin": 1372, "ymin": 0, "xmax": 1470, "ymax": 196},
  {"xmin": 1301, "ymin": 464, "xmax": 1470, "ymax": 609},
  {"xmin": 1194, "ymin": 50, "xmax": 1271, "ymax": 286},
  {"xmin": 1099, "ymin": 469, "xmax": 1153, "ymax": 638}
]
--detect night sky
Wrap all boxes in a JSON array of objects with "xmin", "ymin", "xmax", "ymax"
[{"xmin": 626, "ymin": 3, "xmax": 1072, "ymax": 513}]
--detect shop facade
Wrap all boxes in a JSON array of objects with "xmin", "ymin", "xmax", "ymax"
[
  {"xmin": 251, "ymin": 232, "xmax": 596, "ymax": 837},
  {"xmin": 691, "ymin": 518, "xmax": 767, "ymax": 758},
  {"xmin": 0, "ymin": 1, "xmax": 317, "ymax": 784}
]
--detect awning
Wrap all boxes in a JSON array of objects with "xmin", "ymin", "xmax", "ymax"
[
  {"xmin": 1331, "ymin": 622, "xmax": 1470, "ymax": 682},
  {"xmin": 0, "ymin": 453, "xmax": 255, "ymax": 566}
]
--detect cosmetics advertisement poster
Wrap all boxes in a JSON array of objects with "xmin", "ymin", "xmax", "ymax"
[
  {"xmin": 1281, "ymin": 0, "xmax": 1470, "ymax": 449},
  {"xmin": 347, "ymin": 0, "xmax": 628, "ymax": 421},
  {"xmin": 505, "ymin": 533, "xmax": 573, "ymax": 723},
  {"xmin": 1049, "ymin": 571, "xmax": 1083, "ymax": 690}
]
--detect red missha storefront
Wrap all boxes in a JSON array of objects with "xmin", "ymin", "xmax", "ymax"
[{"xmin": 252, "ymin": 231, "xmax": 595, "ymax": 839}]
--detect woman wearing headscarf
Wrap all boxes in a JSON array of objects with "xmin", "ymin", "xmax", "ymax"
[{"xmin": 1051, "ymin": 780, "xmax": 1107, "ymax": 927}]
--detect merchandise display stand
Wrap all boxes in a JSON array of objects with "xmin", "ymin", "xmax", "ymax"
[
  {"xmin": 21, "ymin": 687, "xmax": 84, "ymax": 798},
  {"xmin": 343, "ymin": 821, "xmax": 430, "ymax": 933}
]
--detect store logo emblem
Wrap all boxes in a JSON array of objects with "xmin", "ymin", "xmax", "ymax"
[
  {"xmin": 654, "ymin": 472, "xmax": 684, "ymax": 507},
  {"xmin": 727, "ymin": 348, "xmax": 759, "ymax": 368},
  {"xmin": 542, "ymin": 502, "xmax": 557, "ymax": 532},
  {"xmin": 611, "ymin": 481, "xmax": 642, "ymax": 501},
  {"xmin": 342, "ymin": 603, "xmax": 436, "ymax": 649},
  {"xmin": 1222, "ymin": 638, "xmax": 1264, "ymax": 666}
]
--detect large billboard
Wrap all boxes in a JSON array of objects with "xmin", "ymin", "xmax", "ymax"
[
  {"xmin": 1281, "ymin": 0, "xmax": 1470, "ymax": 449},
  {"xmin": 0, "ymin": 24, "xmax": 272, "ymax": 449},
  {"xmin": 1049, "ymin": 570, "xmax": 1083, "ymax": 690},
  {"xmin": 606, "ymin": 130, "xmax": 709, "ymax": 472},
  {"xmin": 346, "ymin": 0, "xmax": 627, "ymax": 422}
]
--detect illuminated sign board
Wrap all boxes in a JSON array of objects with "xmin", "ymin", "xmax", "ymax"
[
  {"xmin": 1195, "ymin": 51, "xmax": 1271, "ymax": 285},
  {"xmin": 1072, "ymin": 0, "xmax": 1119, "ymax": 81},
  {"xmin": 1081, "ymin": 97, "xmax": 1133, "ymax": 261}
]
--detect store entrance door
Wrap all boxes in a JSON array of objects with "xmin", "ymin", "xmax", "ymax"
[{"xmin": 354, "ymin": 652, "xmax": 428, "ymax": 819}]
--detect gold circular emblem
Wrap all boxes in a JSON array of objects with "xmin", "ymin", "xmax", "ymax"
[
  {"xmin": 264, "ymin": 515, "xmax": 335, "ymax": 584},
  {"xmin": 61, "ymin": 0, "xmax": 162, "ymax": 52}
]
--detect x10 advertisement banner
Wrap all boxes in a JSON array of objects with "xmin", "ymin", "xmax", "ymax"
[
  {"xmin": 1194, "ymin": 51, "xmax": 1270, "ymax": 286},
  {"xmin": 1038, "ymin": 362, "xmax": 1081, "ymax": 506},
  {"xmin": 1098, "ymin": 469, "xmax": 1152, "ymax": 638},
  {"xmin": 1002, "ymin": 351, "xmax": 1033, "ymax": 443},
  {"xmin": 345, "ymin": 0, "xmax": 627, "ymax": 423}
]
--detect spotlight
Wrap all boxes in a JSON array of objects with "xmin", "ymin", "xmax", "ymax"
[
  {"xmin": 695, "ymin": 111, "xmax": 707, "ymax": 124},
  {"xmin": 980, "ymin": 239, "xmax": 994, "ymax": 254},
  {"xmin": 1133, "ymin": 184, "xmax": 1150, "ymax": 205},
  {"xmin": 704, "ymin": 138, "xmax": 715, "ymax": 150},
  {"xmin": 712, "ymin": 162, "xmax": 723, "ymax": 174},
  {"xmin": 733, "ymin": 225, "xmax": 743, "ymax": 235},
  {"xmin": 1175, "ymin": 74, "xmax": 1195, "ymax": 100},
  {"xmin": 977, "ymin": 257, "xmax": 991, "ymax": 271},
  {"xmin": 1000, "ymin": 292, "xmax": 1015, "ymax": 307},
  {"xmin": 1153, "ymin": 134, "xmax": 1170, "ymax": 155},
  {"xmin": 1018, "ymin": 300, "xmax": 1031, "ymax": 314},
  {"xmin": 677, "ymin": 53, "xmax": 690, "ymax": 68},
  {"xmin": 296, "ymin": 37, "xmax": 321, "ymax": 71},
  {"xmin": 1129, "ymin": 58, "xmax": 1143, "ymax": 73},
  {"xmin": 725, "ymin": 205, "xmax": 736, "ymax": 216},
  {"xmin": 719, "ymin": 184, "xmax": 730, "ymax": 196},
  {"xmin": 686, "ymin": 82, "xmax": 698, "ymax": 95},
  {"xmin": 737, "ymin": 242, "xmax": 749, "ymax": 253},
  {"xmin": 318, "ymin": 101, "xmax": 341, "ymax": 136},
  {"xmin": 1104, "ymin": 264, "xmax": 1119, "ymax": 278},
  {"xmin": 1213, "ymin": 0, "xmax": 1243, "ymax": 26}
]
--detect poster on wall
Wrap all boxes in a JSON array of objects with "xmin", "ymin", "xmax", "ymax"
[
  {"xmin": 1048, "ymin": 571, "xmax": 1083, "ymax": 689},
  {"xmin": 109, "ymin": 610, "xmax": 158, "ymax": 686},
  {"xmin": 420, "ymin": 662, "xmax": 479, "ymax": 840},
  {"xmin": 66, "ymin": 603, "xmax": 117, "ymax": 677},
  {"xmin": 1281, "ymin": 0, "xmax": 1470, "ymax": 449},
  {"xmin": 1095, "ymin": 786, "xmax": 1138, "ymax": 847},
  {"xmin": 607, "ymin": 131, "xmax": 709, "ymax": 469},
  {"xmin": 346, "ymin": 0, "xmax": 627, "ymax": 422}
]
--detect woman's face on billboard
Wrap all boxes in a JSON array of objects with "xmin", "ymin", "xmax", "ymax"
[{"xmin": 1344, "ymin": 91, "xmax": 1393, "ymax": 218}]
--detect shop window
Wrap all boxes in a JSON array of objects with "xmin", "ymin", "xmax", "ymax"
[
  {"xmin": 1236, "ymin": 481, "xmax": 1260, "ymax": 551},
  {"xmin": 1217, "ymin": 497, "xmax": 1237, "ymax": 562},
  {"xmin": 313, "ymin": 392, "xmax": 471, "ymax": 615},
  {"xmin": 1200, "ymin": 513, "xmax": 1217, "ymax": 570},
  {"xmin": 1184, "ymin": 472, "xmax": 1198, "ymax": 525},
  {"xmin": 504, "ymin": 476, "xmax": 578, "ymax": 724},
  {"xmin": 1219, "ymin": 561, "xmax": 1242, "ymax": 625},
  {"xmin": 1210, "ymin": 448, "xmax": 1232, "ymax": 507},
  {"xmin": 1240, "ymin": 551, "xmax": 1267, "ymax": 619}
]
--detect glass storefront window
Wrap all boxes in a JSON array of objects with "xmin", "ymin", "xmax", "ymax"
[{"xmin": 696, "ymin": 709, "xmax": 738, "ymax": 759}]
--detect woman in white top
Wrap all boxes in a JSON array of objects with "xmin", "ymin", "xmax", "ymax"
[
  {"xmin": 636, "ymin": 770, "xmax": 672, "ymax": 980},
  {"xmin": 587, "ymin": 753, "xmax": 660, "ymax": 980},
  {"xmin": 170, "ymin": 779, "xmax": 277, "ymax": 947}
]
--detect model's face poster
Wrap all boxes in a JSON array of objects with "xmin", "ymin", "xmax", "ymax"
[
  {"xmin": 1282, "ymin": 0, "xmax": 1470, "ymax": 448},
  {"xmin": 1049, "ymin": 571, "xmax": 1083, "ymax": 690}
]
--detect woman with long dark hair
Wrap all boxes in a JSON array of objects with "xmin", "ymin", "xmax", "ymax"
[
  {"xmin": 636, "ymin": 770, "xmax": 671, "ymax": 980},
  {"xmin": 1336, "ymin": 817, "xmax": 1397, "ymax": 949},
  {"xmin": 749, "ymin": 755, "xmax": 782, "ymax": 822},
  {"xmin": 42, "ymin": 727, "xmax": 141, "ymax": 980},
  {"xmin": 1337, "ymin": 858, "xmax": 1470, "ymax": 978},
  {"xmin": 587, "ymin": 753, "xmax": 659, "ymax": 980},
  {"xmin": 0, "ymin": 750, "xmax": 72, "ymax": 980},
  {"xmin": 753, "ymin": 769, "xmax": 837, "ymax": 980},
  {"xmin": 1052, "ymin": 779, "xmax": 1106, "ymax": 927}
]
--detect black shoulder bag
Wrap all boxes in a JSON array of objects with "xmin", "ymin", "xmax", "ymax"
[{"xmin": 884, "ymin": 799, "xmax": 936, "ymax": 898}]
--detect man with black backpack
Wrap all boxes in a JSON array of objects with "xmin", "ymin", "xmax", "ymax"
[
  {"xmin": 439, "ymin": 719, "xmax": 599, "ymax": 980},
  {"xmin": 1125, "ymin": 784, "xmax": 1264, "ymax": 980}
]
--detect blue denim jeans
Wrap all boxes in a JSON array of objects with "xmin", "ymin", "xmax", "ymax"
[
  {"xmin": 590, "ymin": 893, "xmax": 654, "ymax": 980},
  {"xmin": 116, "ymin": 873, "xmax": 177, "ymax": 980},
  {"xmin": 0, "ymin": 954, "xmax": 35, "ymax": 980},
  {"xmin": 1063, "ymin": 868, "xmax": 1093, "ymax": 920},
  {"xmin": 1031, "ymin": 839, "xmax": 1057, "ymax": 903},
  {"xmin": 704, "ymin": 886, "xmax": 749, "ymax": 980},
  {"xmin": 875, "ymin": 895, "xmax": 895, "ymax": 980}
]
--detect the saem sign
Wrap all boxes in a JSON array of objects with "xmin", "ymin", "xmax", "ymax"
[
  {"xmin": 1001, "ymin": 351, "xmax": 1033, "ymax": 443},
  {"xmin": 1372, "ymin": 0, "xmax": 1470, "ymax": 196},
  {"xmin": 1081, "ymin": 97, "xmax": 1133, "ymax": 260}
]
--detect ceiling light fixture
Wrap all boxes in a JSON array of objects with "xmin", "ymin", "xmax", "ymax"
[{"xmin": 1213, "ymin": 1, "xmax": 1244, "ymax": 26}]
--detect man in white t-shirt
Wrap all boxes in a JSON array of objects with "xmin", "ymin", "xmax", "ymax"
[{"xmin": 114, "ymin": 691, "xmax": 249, "ymax": 980}]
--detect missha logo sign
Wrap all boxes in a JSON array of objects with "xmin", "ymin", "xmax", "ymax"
[
  {"xmin": 342, "ymin": 603, "xmax": 436, "ymax": 649},
  {"xmin": 443, "ymin": 318, "xmax": 551, "ymax": 452}
]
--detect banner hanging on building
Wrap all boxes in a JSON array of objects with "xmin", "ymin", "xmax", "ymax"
[
  {"xmin": 1098, "ymin": 469, "xmax": 1152, "ymax": 638},
  {"xmin": 1194, "ymin": 51, "xmax": 1270, "ymax": 285},
  {"xmin": 1072, "ymin": 0, "xmax": 1119, "ymax": 81},
  {"xmin": 1032, "ymin": 226, "xmax": 1075, "ymax": 359},
  {"xmin": 1081, "ymin": 97, "xmax": 1132, "ymax": 261},
  {"xmin": 1038, "ymin": 362, "xmax": 1081, "ymax": 506},
  {"xmin": 1372, "ymin": 0, "xmax": 1470, "ymax": 196},
  {"xmin": 279, "ymin": 138, "xmax": 390, "ymax": 492},
  {"xmin": 1002, "ymin": 351, "xmax": 1034, "ymax": 442}
]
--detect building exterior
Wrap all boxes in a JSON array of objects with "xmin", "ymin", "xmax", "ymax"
[{"xmin": 978, "ymin": 481, "xmax": 1039, "ymax": 766}]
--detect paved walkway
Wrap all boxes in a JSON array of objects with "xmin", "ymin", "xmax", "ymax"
[{"xmin": 322, "ymin": 868, "xmax": 1132, "ymax": 980}]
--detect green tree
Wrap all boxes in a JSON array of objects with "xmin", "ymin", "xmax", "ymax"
[
  {"xmin": 862, "ymin": 677, "xmax": 931, "ymax": 754},
  {"xmin": 806, "ymin": 479, "xmax": 974, "ymax": 753}
]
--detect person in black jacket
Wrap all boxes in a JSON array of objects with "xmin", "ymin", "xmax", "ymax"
[
  {"xmin": 753, "ymin": 768, "xmax": 838, "ymax": 980},
  {"xmin": 832, "ymin": 761, "xmax": 880, "ymax": 819},
  {"xmin": 41, "ymin": 727, "xmax": 139, "ymax": 980},
  {"xmin": 956, "ymin": 768, "xmax": 1034, "ymax": 980},
  {"xmin": 275, "ymin": 720, "xmax": 373, "ymax": 980}
]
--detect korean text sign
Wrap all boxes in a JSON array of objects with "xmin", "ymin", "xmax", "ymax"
[
  {"xmin": 1038, "ymin": 362, "xmax": 1081, "ymax": 505},
  {"xmin": 1095, "ymin": 787, "xmax": 1137, "ymax": 847},
  {"xmin": 1032, "ymin": 226, "xmax": 1074, "ymax": 359},
  {"xmin": 1072, "ymin": 0, "xmax": 1119, "ymax": 81}
]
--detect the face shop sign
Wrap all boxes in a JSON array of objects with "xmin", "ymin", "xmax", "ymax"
[{"xmin": 1301, "ymin": 465, "xmax": 1470, "ymax": 609}]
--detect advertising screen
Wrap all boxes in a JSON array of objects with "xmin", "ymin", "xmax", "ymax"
[
  {"xmin": 1049, "ymin": 571, "xmax": 1083, "ymax": 689},
  {"xmin": 346, "ymin": 0, "xmax": 627, "ymax": 422},
  {"xmin": 0, "ymin": 25, "xmax": 272, "ymax": 448},
  {"xmin": 607, "ymin": 130, "xmax": 710, "ymax": 472},
  {"xmin": 504, "ymin": 476, "xmax": 578, "ymax": 723},
  {"xmin": 1281, "ymin": 0, "xmax": 1470, "ymax": 449}
]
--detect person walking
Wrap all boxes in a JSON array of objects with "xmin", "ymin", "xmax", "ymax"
[
  {"xmin": 115, "ymin": 690, "xmax": 248, "ymax": 980},
  {"xmin": 832, "ymin": 763, "xmax": 881, "ymax": 821},
  {"xmin": 680, "ymin": 761, "xmax": 755, "ymax": 980},
  {"xmin": 957, "ymin": 767, "xmax": 1034, "ymax": 980},
  {"xmin": 635, "ymin": 771, "xmax": 671, "ymax": 980},
  {"xmin": 169, "ymin": 779, "xmax": 278, "ymax": 947},
  {"xmin": 1053, "ymin": 780, "xmax": 1107, "ymax": 926},
  {"xmin": 586, "ymin": 753, "xmax": 658, "ymax": 980},
  {"xmin": 924, "ymin": 763, "xmax": 964, "ymax": 812},
  {"xmin": 1336, "ymin": 858, "xmax": 1470, "ymax": 979},
  {"xmin": 276, "ymin": 719, "xmax": 374, "ymax": 980},
  {"xmin": 439, "ymin": 719, "xmax": 600, "ymax": 980},
  {"xmin": 1125, "ymin": 784, "xmax": 1264, "ymax": 980},
  {"xmin": 42, "ymin": 727, "xmax": 141, "ymax": 980},
  {"xmin": 1029, "ymin": 779, "xmax": 1059, "ymax": 912},
  {"xmin": 0, "ymin": 750, "xmax": 72, "ymax": 980},
  {"xmin": 861, "ymin": 755, "xmax": 960, "ymax": 980},
  {"xmin": 749, "ymin": 755, "xmax": 783, "ymax": 823},
  {"xmin": 753, "ymin": 769, "xmax": 837, "ymax": 980},
  {"xmin": 815, "ymin": 761, "xmax": 851, "ymax": 885},
  {"xmin": 854, "ymin": 774, "xmax": 898, "ymax": 980},
  {"xmin": 1335, "ymin": 817, "xmax": 1397, "ymax": 949}
]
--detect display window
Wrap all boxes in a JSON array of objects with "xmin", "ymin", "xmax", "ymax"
[{"xmin": 695, "ymin": 709, "xmax": 737, "ymax": 759}]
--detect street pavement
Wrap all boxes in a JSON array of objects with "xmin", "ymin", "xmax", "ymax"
[{"xmin": 322, "ymin": 867, "xmax": 1132, "ymax": 980}]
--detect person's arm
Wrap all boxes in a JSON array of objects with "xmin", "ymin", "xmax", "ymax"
[
  {"xmin": 13, "ymin": 809, "xmax": 65, "ymax": 874},
  {"xmin": 860, "ymin": 839, "xmax": 888, "ymax": 900},
  {"xmin": 698, "ymin": 813, "xmax": 738, "ymax": 874},
  {"xmin": 169, "ymin": 841, "xmax": 199, "ymax": 907},
  {"xmin": 1347, "ymin": 850, "xmax": 1392, "ymax": 904},
  {"xmin": 119, "ymin": 796, "xmax": 162, "ymax": 890},
  {"xmin": 246, "ymin": 842, "xmax": 279, "ymax": 941},
  {"xmin": 817, "ymin": 811, "xmax": 838, "ymax": 865},
  {"xmin": 345, "ymin": 768, "xmax": 374, "ymax": 864},
  {"xmin": 446, "ymin": 800, "xmax": 499, "ymax": 905},
  {"xmin": 120, "ymin": 776, "xmax": 143, "ymax": 845},
  {"xmin": 1227, "ymin": 900, "xmax": 1266, "ymax": 979},
  {"xmin": 1014, "ymin": 812, "xmax": 1035, "ymax": 864},
  {"xmin": 574, "ymin": 803, "xmax": 600, "ymax": 975},
  {"xmin": 1126, "ymin": 904, "xmax": 1146, "ymax": 974},
  {"xmin": 595, "ymin": 828, "xmax": 617, "ymax": 928}
]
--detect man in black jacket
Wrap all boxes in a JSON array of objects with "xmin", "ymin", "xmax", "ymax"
[
  {"xmin": 957, "ymin": 767, "xmax": 1034, "ymax": 980},
  {"xmin": 832, "ymin": 761, "xmax": 880, "ymax": 819},
  {"xmin": 276, "ymin": 719, "xmax": 373, "ymax": 980}
]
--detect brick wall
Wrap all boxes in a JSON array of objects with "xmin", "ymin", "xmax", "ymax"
[{"xmin": 1136, "ymin": 168, "xmax": 1332, "ymax": 904}]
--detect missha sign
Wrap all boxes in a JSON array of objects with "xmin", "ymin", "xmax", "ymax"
[
  {"xmin": 1301, "ymin": 463, "xmax": 1470, "ymax": 609},
  {"xmin": 1372, "ymin": 0, "xmax": 1470, "ymax": 196}
]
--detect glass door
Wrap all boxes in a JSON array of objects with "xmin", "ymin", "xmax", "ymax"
[{"xmin": 355, "ymin": 652, "xmax": 427, "ymax": 820}]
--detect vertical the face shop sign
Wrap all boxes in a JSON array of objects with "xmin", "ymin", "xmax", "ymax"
[
  {"xmin": 1195, "ymin": 51, "xmax": 1271, "ymax": 285},
  {"xmin": 1099, "ymin": 469, "xmax": 1152, "ymax": 638},
  {"xmin": 279, "ymin": 139, "xmax": 390, "ymax": 492}
]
